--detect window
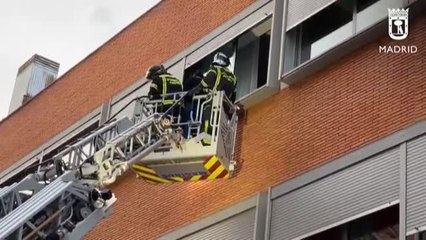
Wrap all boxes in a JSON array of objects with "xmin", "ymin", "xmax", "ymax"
[
  {"xmin": 284, "ymin": 2, "xmax": 353, "ymax": 72},
  {"xmin": 234, "ymin": 18, "xmax": 271, "ymax": 99},
  {"xmin": 184, "ymin": 41, "xmax": 236, "ymax": 82},
  {"xmin": 184, "ymin": 18, "xmax": 272, "ymax": 101},
  {"xmin": 357, "ymin": 0, "xmax": 380, "ymax": 12},
  {"xmin": 356, "ymin": 0, "xmax": 391, "ymax": 33},
  {"xmin": 304, "ymin": 205, "xmax": 399, "ymax": 240},
  {"xmin": 283, "ymin": 0, "xmax": 402, "ymax": 74}
]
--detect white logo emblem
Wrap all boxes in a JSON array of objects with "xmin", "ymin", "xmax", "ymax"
[{"xmin": 388, "ymin": 8, "xmax": 409, "ymax": 40}]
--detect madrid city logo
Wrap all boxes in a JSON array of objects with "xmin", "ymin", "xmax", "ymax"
[
  {"xmin": 379, "ymin": 8, "xmax": 417, "ymax": 54},
  {"xmin": 388, "ymin": 8, "xmax": 409, "ymax": 40}
]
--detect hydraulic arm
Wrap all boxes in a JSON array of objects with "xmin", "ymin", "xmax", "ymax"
[
  {"xmin": 0, "ymin": 111, "xmax": 177, "ymax": 239},
  {"xmin": 0, "ymin": 90, "xmax": 239, "ymax": 239}
]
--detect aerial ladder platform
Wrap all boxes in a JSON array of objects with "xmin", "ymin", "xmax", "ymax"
[{"xmin": 0, "ymin": 90, "xmax": 239, "ymax": 239}]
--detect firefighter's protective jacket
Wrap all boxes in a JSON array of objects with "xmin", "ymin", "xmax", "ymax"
[
  {"xmin": 148, "ymin": 73, "xmax": 183, "ymax": 105},
  {"xmin": 201, "ymin": 65, "xmax": 237, "ymax": 102}
]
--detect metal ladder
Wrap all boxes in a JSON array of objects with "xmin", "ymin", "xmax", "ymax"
[
  {"xmin": 0, "ymin": 171, "xmax": 115, "ymax": 240},
  {"xmin": 0, "ymin": 90, "xmax": 234, "ymax": 239},
  {"xmin": 0, "ymin": 102, "xmax": 179, "ymax": 239}
]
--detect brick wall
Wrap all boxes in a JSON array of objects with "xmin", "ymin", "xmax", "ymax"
[
  {"xmin": 86, "ymin": 14, "xmax": 425, "ymax": 239},
  {"xmin": 0, "ymin": 0, "xmax": 254, "ymax": 172}
]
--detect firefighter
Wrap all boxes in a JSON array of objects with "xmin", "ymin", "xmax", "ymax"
[
  {"xmin": 201, "ymin": 52, "xmax": 237, "ymax": 102},
  {"xmin": 200, "ymin": 52, "xmax": 237, "ymax": 145},
  {"xmin": 181, "ymin": 70, "xmax": 204, "ymax": 138},
  {"xmin": 146, "ymin": 64, "xmax": 183, "ymax": 121},
  {"xmin": 183, "ymin": 69, "xmax": 204, "ymax": 93}
]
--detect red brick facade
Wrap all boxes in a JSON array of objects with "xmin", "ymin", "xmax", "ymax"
[
  {"xmin": 0, "ymin": 0, "xmax": 254, "ymax": 172},
  {"xmin": 86, "ymin": 13, "xmax": 425, "ymax": 239},
  {"xmin": 1, "ymin": 0, "xmax": 425, "ymax": 239}
]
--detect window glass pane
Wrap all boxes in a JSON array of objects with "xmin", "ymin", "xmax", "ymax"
[
  {"xmin": 282, "ymin": 0, "xmax": 407, "ymax": 74},
  {"xmin": 356, "ymin": 0, "xmax": 403, "ymax": 33},
  {"xmin": 300, "ymin": 3, "xmax": 353, "ymax": 63},
  {"xmin": 234, "ymin": 18, "xmax": 271, "ymax": 99},
  {"xmin": 284, "ymin": 3, "xmax": 354, "ymax": 72},
  {"xmin": 256, "ymin": 33, "xmax": 270, "ymax": 88}
]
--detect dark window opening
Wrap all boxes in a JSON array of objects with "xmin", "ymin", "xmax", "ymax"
[
  {"xmin": 299, "ymin": 3, "xmax": 353, "ymax": 63},
  {"xmin": 284, "ymin": 2, "xmax": 357, "ymax": 72},
  {"xmin": 357, "ymin": 0, "xmax": 380, "ymax": 12},
  {"xmin": 304, "ymin": 205, "xmax": 399, "ymax": 240},
  {"xmin": 257, "ymin": 33, "xmax": 270, "ymax": 88},
  {"xmin": 184, "ymin": 41, "xmax": 236, "ymax": 89},
  {"xmin": 283, "ymin": 0, "xmax": 392, "ymax": 74},
  {"xmin": 184, "ymin": 18, "xmax": 272, "ymax": 101},
  {"xmin": 234, "ymin": 18, "xmax": 271, "ymax": 99},
  {"xmin": 348, "ymin": 204, "xmax": 399, "ymax": 239}
]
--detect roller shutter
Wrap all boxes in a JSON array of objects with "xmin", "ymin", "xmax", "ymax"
[
  {"xmin": 407, "ymin": 134, "xmax": 426, "ymax": 234},
  {"xmin": 180, "ymin": 208, "xmax": 256, "ymax": 240},
  {"xmin": 270, "ymin": 147, "xmax": 400, "ymax": 240},
  {"xmin": 286, "ymin": 0, "xmax": 337, "ymax": 30}
]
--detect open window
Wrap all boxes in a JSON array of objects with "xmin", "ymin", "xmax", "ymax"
[
  {"xmin": 304, "ymin": 204, "xmax": 399, "ymax": 240},
  {"xmin": 183, "ymin": 17, "xmax": 273, "ymax": 104},
  {"xmin": 284, "ymin": 2, "xmax": 353, "ymax": 73},
  {"xmin": 234, "ymin": 18, "xmax": 271, "ymax": 99},
  {"xmin": 282, "ymin": 0, "xmax": 405, "ymax": 75},
  {"xmin": 184, "ymin": 41, "xmax": 236, "ymax": 84},
  {"xmin": 355, "ymin": 0, "xmax": 392, "ymax": 33}
]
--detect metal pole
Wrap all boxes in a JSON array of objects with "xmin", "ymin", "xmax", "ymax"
[
  {"xmin": 400, "ymin": 142, "xmax": 407, "ymax": 240},
  {"xmin": 126, "ymin": 136, "xmax": 169, "ymax": 166},
  {"xmin": 23, "ymin": 205, "xmax": 67, "ymax": 240}
]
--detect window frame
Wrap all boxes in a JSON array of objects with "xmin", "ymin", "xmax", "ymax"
[
  {"xmin": 183, "ymin": 0, "xmax": 281, "ymax": 108},
  {"xmin": 108, "ymin": 0, "xmax": 278, "ymax": 110},
  {"xmin": 184, "ymin": 1, "xmax": 273, "ymax": 68},
  {"xmin": 304, "ymin": 203, "xmax": 400, "ymax": 240},
  {"xmin": 279, "ymin": 0, "xmax": 411, "ymax": 85}
]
